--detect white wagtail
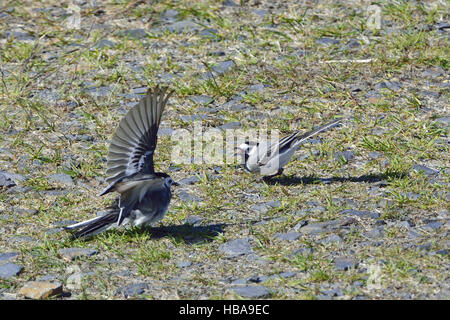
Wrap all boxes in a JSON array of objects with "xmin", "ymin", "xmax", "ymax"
[
  {"xmin": 237, "ymin": 117, "xmax": 343, "ymax": 177},
  {"xmin": 65, "ymin": 85, "xmax": 177, "ymax": 238}
]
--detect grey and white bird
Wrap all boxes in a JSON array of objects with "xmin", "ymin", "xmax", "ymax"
[
  {"xmin": 237, "ymin": 117, "xmax": 343, "ymax": 177},
  {"xmin": 65, "ymin": 85, "xmax": 177, "ymax": 238}
]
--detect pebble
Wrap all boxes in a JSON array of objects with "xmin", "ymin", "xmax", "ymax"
[
  {"xmin": 117, "ymin": 28, "xmax": 147, "ymax": 39},
  {"xmin": 0, "ymin": 263, "xmax": 23, "ymax": 279},
  {"xmin": 116, "ymin": 283, "xmax": 149, "ymax": 298},
  {"xmin": 316, "ymin": 37, "xmax": 340, "ymax": 46},
  {"xmin": 178, "ymin": 190, "xmax": 203, "ymax": 203},
  {"xmin": 274, "ymin": 232, "xmax": 301, "ymax": 241},
  {"xmin": 184, "ymin": 215, "xmax": 203, "ymax": 226},
  {"xmin": 375, "ymin": 81, "xmax": 402, "ymax": 91},
  {"xmin": 231, "ymin": 286, "xmax": 270, "ymax": 298},
  {"xmin": 219, "ymin": 238, "xmax": 253, "ymax": 258},
  {"xmin": 58, "ymin": 248, "xmax": 99, "ymax": 261},
  {"xmin": 19, "ymin": 281, "xmax": 62, "ymax": 299},
  {"xmin": 334, "ymin": 258, "xmax": 358, "ymax": 271},
  {"xmin": 412, "ymin": 164, "xmax": 439, "ymax": 175},
  {"xmin": 334, "ymin": 151, "xmax": 355, "ymax": 163},
  {"xmin": 341, "ymin": 209, "xmax": 379, "ymax": 219},
  {"xmin": 320, "ymin": 234, "xmax": 343, "ymax": 244},
  {"xmin": 46, "ymin": 173, "xmax": 74, "ymax": 186},
  {"xmin": 0, "ymin": 252, "xmax": 19, "ymax": 262}
]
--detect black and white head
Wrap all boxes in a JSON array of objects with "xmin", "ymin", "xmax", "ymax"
[{"xmin": 162, "ymin": 174, "xmax": 178, "ymax": 188}]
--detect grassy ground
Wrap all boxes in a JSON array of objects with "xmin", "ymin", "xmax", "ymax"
[{"xmin": 0, "ymin": 0, "xmax": 448, "ymax": 299}]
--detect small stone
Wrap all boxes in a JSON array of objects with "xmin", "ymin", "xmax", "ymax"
[
  {"xmin": 422, "ymin": 221, "xmax": 443, "ymax": 230},
  {"xmin": 95, "ymin": 39, "xmax": 116, "ymax": 49},
  {"xmin": 274, "ymin": 232, "xmax": 301, "ymax": 241},
  {"xmin": 47, "ymin": 173, "xmax": 74, "ymax": 186},
  {"xmin": 412, "ymin": 164, "xmax": 439, "ymax": 175},
  {"xmin": 290, "ymin": 247, "xmax": 314, "ymax": 256},
  {"xmin": 177, "ymin": 261, "xmax": 192, "ymax": 268},
  {"xmin": 219, "ymin": 121, "xmax": 241, "ymax": 130},
  {"xmin": 58, "ymin": 248, "xmax": 98, "ymax": 261},
  {"xmin": 432, "ymin": 249, "xmax": 448, "ymax": 256},
  {"xmin": 375, "ymin": 81, "xmax": 402, "ymax": 91},
  {"xmin": 251, "ymin": 201, "xmax": 281, "ymax": 213},
  {"xmin": 219, "ymin": 238, "xmax": 253, "ymax": 258},
  {"xmin": 116, "ymin": 283, "xmax": 148, "ymax": 298},
  {"xmin": 320, "ymin": 234, "xmax": 343, "ymax": 244},
  {"xmin": 178, "ymin": 190, "xmax": 203, "ymax": 203},
  {"xmin": 316, "ymin": 37, "xmax": 340, "ymax": 46},
  {"xmin": 364, "ymin": 226, "xmax": 385, "ymax": 239},
  {"xmin": 178, "ymin": 176, "xmax": 201, "ymax": 186},
  {"xmin": 334, "ymin": 151, "xmax": 355, "ymax": 163},
  {"xmin": 0, "ymin": 263, "xmax": 23, "ymax": 279},
  {"xmin": 184, "ymin": 215, "xmax": 203, "ymax": 226},
  {"xmin": 275, "ymin": 272, "xmax": 296, "ymax": 279},
  {"xmin": 222, "ymin": 0, "xmax": 238, "ymax": 6},
  {"xmin": 212, "ymin": 60, "xmax": 236, "ymax": 75},
  {"xmin": 19, "ymin": 281, "xmax": 62, "ymax": 299},
  {"xmin": 0, "ymin": 252, "xmax": 19, "ymax": 262},
  {"xmin": 334, "ymin": 258, "xmax": 357, "ymax": 271},
  {"xmin": 232, "ymin": 286, "xmax": 270, "ymax": 298},
  {"xmin": 341, "ymin": 209, "xmax": 379, "ymax": 219},
  {"xmin": 189, "ymin": 95, "xmax": 213, "ymax": 105},
  {"xmin": 158, "ymin": 127, "xmax": 174, "ymax": 137},
  {"xmin": 434, "ymin": 116, "xmax": 450, "ymax": 126},
  {"xmin": 117, "ymin": 28, "xmax": 147, "ymax": 39},
  {"xmin": 165, "ymin": 20, "xmax": 201, "ymax": 33}
]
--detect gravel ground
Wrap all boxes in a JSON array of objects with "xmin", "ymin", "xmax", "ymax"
[{"xmin": 0, "ymin": 0, "xmax": 449, "ymax": 300}]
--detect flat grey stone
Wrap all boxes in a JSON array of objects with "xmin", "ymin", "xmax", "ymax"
[
  {"xmin": 178, "ymin": 176, "xmax": 201, "ymax": 186},
  {"xmin": 84, "ymin": 86, "xmax": 112, "ymax": 97},
  {"xmin": 184, "ymin": 215, "xmax": 203, "ymax": 226},
  {"xmin": 413, "ymin": 164, "xmax": 439, "ymax": 175},
  {"xmin": 341, "ymin": 209, "xmax": 379, "ymax": 219},
  {"xmin": 165, "ymin": 20, "xmax": 201, "ymax": 33},
  {"xmin": 46, "ymin": 173, "xmax": 74, "ymax": 186},
  {"xmin": 177, "ymin": 261, "xmax": 192, "ymax": 268},
  {"xmin": 316, "ymin": 37, "xmax": 340, "ymax": 46},
  {"xmin": 95, "ymin": 39, "xmax": 116, "ymax": 48},
  {"xmin": 178, "ymin": 190, "xmax": 203, "ymax": 203},
  {"xmin": 222, "ymin": 0, "xmax": 238, "ymax": 6},
  {"xmin": 219, "ymin": 121, "xmax": 241, "ymax": 130},
  {"xmin": 434, "ymin": 116, "xmax": 450, "ymax": 126},
  {"xmin": 334, "ymin": 258, "xmax": 357, "ymax": 271},
  {"xmin": 157, "ymin": 127, "xmax": 174, "ymax": 137},
  {"xmin": 117, "ymin": 28, "xmax": 147, "ymax": 39},
  {"xmin": 219, "ymin": 238, "xmax": 253, "ymax": 257},
  {"xmin": 375, "ymin": 81, "xmax": 402, "ymax": 91},
  {"xmin": 334, "ymin": 151, "xmax": 355, "ymax": 163},
  {"xmin": 0, "ymin": 263, "xmax": 23, "ymax": 279},
  {"xmin": 0, "ymin": 252, "xmax": 19, "ymax": 262},
  {"xmin": 290, "ymin": 247, "xmax": 314, "ymax": 256},
  {"xmin": 189, "ymin": 95, "xmax": 213, "ymax": 105},
  {"xmin": 116, "ymin": 283, "xmax": 148, "ymax": 298},
  {"xmin": 58, "ymin": 248, "xmax": 98, "ymax": 261},
  {"xmin": 212, "ymin": 60, "xmax": 236, "ymax": 75},
  {"xmin": 320, "ymin": 234, "xmax": 343, "ymax": 244},
  {"xmin": 232, "ymin": 285, "xmax": 270, "ymax": 298},
  {"xmin": 274, "ymin": 232, "xmax": 301, "ymax": 241},
  {"xmin": 251, "ymin": 201, "xmax": 281, "ymax": 213},
  {"xmin": 422, "ymin": 221, "xmax": 443, "ymax": 230}
]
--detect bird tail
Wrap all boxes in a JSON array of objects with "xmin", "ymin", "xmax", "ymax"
[
  {"xmin": 64, "ymin": 210, "xmax": 120, "ymax": 239},
  {"xmin": 292, "ymin": 117, "xmax": 343, "ymax": 148}
]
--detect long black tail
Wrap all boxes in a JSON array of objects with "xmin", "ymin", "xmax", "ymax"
[{"xmin": 64, "ymin": 210, "xmax": 120, "ymax": 239}]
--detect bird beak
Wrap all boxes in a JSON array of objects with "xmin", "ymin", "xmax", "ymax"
[{"xmin": 173, "ymin": 181, "xmax": 180, "ymax": 186}]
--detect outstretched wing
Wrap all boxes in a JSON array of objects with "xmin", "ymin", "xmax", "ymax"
[
  {"xmin": 257, "ymin": 117, "xmax": 343, "ymax": 166},
  {"xmin": 100, "ymin": 85, "xmax": 173, "ymax": 196}
]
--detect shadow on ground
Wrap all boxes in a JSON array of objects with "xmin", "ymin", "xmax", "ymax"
[
  {"xmin": 142, "ymin": 223, "xmax": 226, "ymax": 244},
  {"xmin": 264, "ymin": 172, "xmax": 407, "ymax": 186}
]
